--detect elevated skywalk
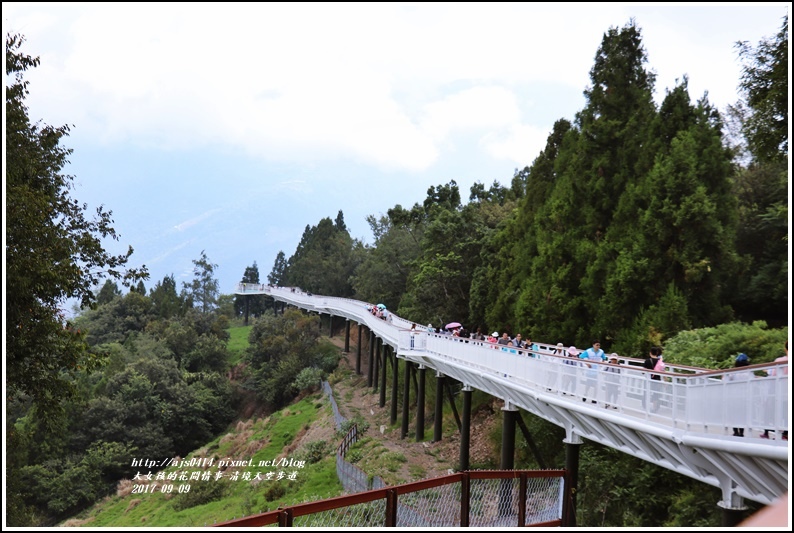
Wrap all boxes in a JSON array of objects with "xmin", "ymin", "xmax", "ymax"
[{"xmin": 235, "ymin": 284, "xmax": 789, "ymax": 509}]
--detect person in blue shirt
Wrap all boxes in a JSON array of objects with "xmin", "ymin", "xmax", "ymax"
[{"xmin": 579, "ymin": 340, "xmax": 606, "ymax": 403}]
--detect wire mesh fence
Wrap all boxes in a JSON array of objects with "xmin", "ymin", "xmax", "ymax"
[
  {"xmin": 322, "ymin": 380, "xmax": 386, "ymax": 494},
  {"xmin": 216, "ymin": 471, "xmax": 566, "ymax": 527},
  {"xmin": 394, "ymin": 481, "xmax": 462, "ymax": 527},
  {"xmin": 293, "ymin": 498, "xmax": 388, "ymax": 527},
  {"xmin": 322, "ymin": 380, "xmax": 346, "ymax": 430}
]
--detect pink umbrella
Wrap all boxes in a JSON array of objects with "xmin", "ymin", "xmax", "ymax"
[{"xmin": 445, "ymin": 322, "xmax": 462, "ymax": 329}]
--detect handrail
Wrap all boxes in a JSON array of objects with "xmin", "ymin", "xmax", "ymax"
[
  {"xmin": 236, "ymin": 283, "xmax": 788, "ymax": 509},
  {"xmin": 215, "ymin": 470, "xmax": 567, "ymax": 527}
]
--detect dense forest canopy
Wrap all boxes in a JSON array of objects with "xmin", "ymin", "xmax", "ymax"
[
  {"xmin": 264, "ymin": 18, "xmax": 788, "ymax": 355},
  {"xmin": 5, "ymin": 15, "xmax": 788, "ymax": 527}
]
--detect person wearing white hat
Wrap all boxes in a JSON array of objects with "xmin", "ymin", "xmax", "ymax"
[
  {"xmin": 555, "ymin": 342, "xmax": 565, "ymax": 354},
  {"xmin": 562, "ymin": 344, "xmax": 579, "ymax": 395}
]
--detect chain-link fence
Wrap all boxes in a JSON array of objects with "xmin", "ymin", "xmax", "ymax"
[
  {"xmin": 322, "ymin": 380, "xmax": 346, "ymax": 430},
  {"xmin": 217, "ymin": 471, "xmax": 566, "ymax": 527},
  {"xmin": 322, "ymin": 380, "xmax": 385, "ymax": 494}
]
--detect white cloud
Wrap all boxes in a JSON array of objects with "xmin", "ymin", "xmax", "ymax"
[
  {"xmin": 420, "ymin": 86, "xmax": 521, "ymax": 140},
  {"xmin": 148, "ymin": 240, "xmax": 193, "ymax": 265},
  {"xmin": 481, "ymin": 124, "xmax": 549, "ymax": 167},
  {"xmin": 275, "ymin": 180, "xmax": 312, "ymax": 194},
  {"xmin": 173, "ymin": 209, "xmax": 222, "ymax": 232},
  {"xmin": 5, "ymin": 3, "xmax": 786, "ymax": 176}
]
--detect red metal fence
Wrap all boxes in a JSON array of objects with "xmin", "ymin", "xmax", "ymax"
[{"xmin": 216, "ymin": 469, "xmax": 570, "ymax": 527}]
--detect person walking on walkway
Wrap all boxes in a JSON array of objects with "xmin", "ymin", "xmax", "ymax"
[
  {"xmin": 643, "ymin": 346, "xmax": 663, "ymax": 411},
  {"xmin": 729, "ymin": 353, "xmax": 751, "ymax": 437},
  {"xmin": 579, "ymin": 340, "xmax": 606, "ymax": 403},
  {"xmin": 604, "ymin": 354, "xmax": 621, "ymax": 409}
]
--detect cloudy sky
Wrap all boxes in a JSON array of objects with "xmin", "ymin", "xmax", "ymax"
[{"xmin": 3, "ymin": 3, "xmax": 788, "ymax": 309}]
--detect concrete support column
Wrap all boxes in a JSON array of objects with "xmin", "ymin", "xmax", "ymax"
[
  {"xmin": 416, "ymin": 365, "xmax": 426, "ymax": 442},
  {"xmin": 344, "ymin": 319, "xmax": 350, "ymax": 352},
  {"xmin": 433, "ymin": 373, "xmax": 445, "ymax": 442},
  {"xmin": 401, "ymin": 361, "xmax": 412, "ymax": 439},
  {"xmin": 459, "ymin": 386, "xmax": 472, "ymax": 471}
]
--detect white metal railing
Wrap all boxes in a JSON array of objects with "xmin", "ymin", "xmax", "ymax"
[{"xmin": 237, "ymin": 284, "xmax": 789, "ymax": 439}]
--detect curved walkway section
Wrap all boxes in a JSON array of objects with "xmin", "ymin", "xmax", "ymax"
[{"xmin": 236, "ymin": 284, "xmax": 788, "ymax": 508}]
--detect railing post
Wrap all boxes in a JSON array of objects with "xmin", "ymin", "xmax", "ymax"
[
  {"xmin": 518, "ymin": 473, "xmax": 527, "ymax": 526},
  {"xmin": 385, "ymin": 489, "xmax": 398, "ymax": 527},
  {"xmin": 278, "ymin": 508, "xmax": 293, "ymax": 527},
  {"xmin": 460, "ymin": 472, "xmax": 470, "ymax": 527}
]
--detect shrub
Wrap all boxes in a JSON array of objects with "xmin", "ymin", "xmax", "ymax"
[
  {"xmin": 291, "ymin": 367, "xmax": 324, "ymax": 394},
  {"xmin": 345, "ymin": 449, "xmax": 363, "ymax": 464},
  {"xmin": 263, "ymin": 483, "xmax": 286, "ymax": 502},
  {"xmin": 171, "ymin": 480, "xmax": 229, "ymax": 511},
  {"xmin": 303, "ymin": 440, "xmax": 329, "ymax": 464},
  {"xmin": 338, "ymin": 417, "xmax": 370, "ymax": 438}
]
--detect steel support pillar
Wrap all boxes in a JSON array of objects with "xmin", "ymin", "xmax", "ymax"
[
  {"xmin": 328, "ymin": 314, "xmax": 333, "ymax": 337},
  {"xmin": 356, "ymin": 325, "xmax": 362, "ymax": 374},
  {"xmin": 367, "ymin": 331, "xmax": 375, "ymax": 387},
  {"xmin": 344, "ymin": 319, "xmax": 350, "ymax": 352},
  {"xmin": 718, "ymin": 492, "xmax": 748, "ymax": 528},
  {"xmin": 379, "ymin": 345, "xmax": 388, "ymax": 408},
  {"xmin": 401, "ymin": 361, "xmax": 411, "ymax": 439},
  {"xmin": 721, "ymin": 506, "xmax": 748, "ymax": 528},
  {"xmin": 390, "ymin": 354, "xmax": 399, "ymax": 425},
  {"xmin": 499, "ymin": 402, "xmax": 518, "ymax": 518},
  {"xmin": 433, "ymin": 373, "xmax": 445, "ymax": 442},
  {"xmin": 373, "ymin": 337, "xmax": 381, "ymax": 393},
  {"xmin": 563, "ymin": 435, "xmax": 582, "ymax": 527},
  {"xmin": 500, "ymin": 402, "xmax": 518, "ymax": 470},
  {"xmin": 459, "ymin": 386, "xmax": 472, "ymax": 471},
  {"xmin": 416, "ymin": 365, "xmax": 426, "ymax": 442}
]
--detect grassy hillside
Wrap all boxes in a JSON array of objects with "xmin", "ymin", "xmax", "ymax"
[
  {"xmin": 58, "ymin": 323, "xmax": 546, "ymax": 527},
  {"xmin": 63, "ymin": 391, "xmax": 343, "ymax": 527},
  {"xmin": 61, "ymin": 323, "xmax": 352, "ymax": 527},
  {"xmin": 226, "ymin": 324, "xmax": 252, "ymax": 367}
]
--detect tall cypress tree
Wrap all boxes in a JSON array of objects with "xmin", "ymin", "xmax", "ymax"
[
  {"xmin": 235, "ymin": 262, "xmax": 269, "ymax": 322},
  {"xmin": 506, "ymin": 20, "xmax": 737, "ymax": 350}
]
